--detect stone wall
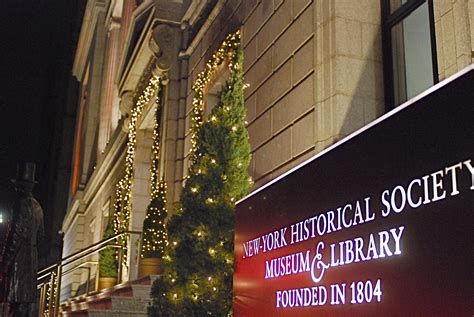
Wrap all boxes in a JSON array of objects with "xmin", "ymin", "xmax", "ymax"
[
  {"xmin": 181, "ymin": 0, "xmax": 384, "ymax": 188},
  {"xmin": 434, "ymin": 0, "xmax": 474, "ymax": 80}
]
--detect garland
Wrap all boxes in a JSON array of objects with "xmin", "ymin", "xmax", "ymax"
[
  {"xmin": 113, "ymin": 75, "xmax": 161, "ymax": 262},
  {"xmin": 141, "ymin": 88, "xmax": 168, "ymax": 258},
  {"xmin": 189, "ymin": 30, "xmax": 242, "ymax": 164}
]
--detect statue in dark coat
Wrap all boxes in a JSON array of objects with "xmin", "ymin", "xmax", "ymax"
[{"xmin": 1, "ymin": 162, "xmax": 44, "ymax": 316}]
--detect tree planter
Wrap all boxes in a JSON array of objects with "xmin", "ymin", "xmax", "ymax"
[
  {"xmin": 98, "ymin": 276, "xmax": 117, "ymax": 290},
  {"xmin": 139, "ymin": 257, "xmax": 163, "ymax": 277}
]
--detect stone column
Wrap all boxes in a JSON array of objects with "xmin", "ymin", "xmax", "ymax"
[{"xmin": 99, "ymin": 19, "xmax": 121, "ymax": 152}]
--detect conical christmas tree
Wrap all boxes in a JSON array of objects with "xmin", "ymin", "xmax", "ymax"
[
  {"xmin": 141, "ymin": 92, "xmax": 168, "ymax": 260},
  {"xmin": 99, "ymin": 219, "xmax": 118, "ymax": 278},
  {"xmin": 150, "ymin": 35, "xmax": 250, "ymax": 316}
]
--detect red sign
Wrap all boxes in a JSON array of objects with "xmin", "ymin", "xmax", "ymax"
[{"xmin": 234, "ymin": 68, "xmax": 474, "ymax": 316}]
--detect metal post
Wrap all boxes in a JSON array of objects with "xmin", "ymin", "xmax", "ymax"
[
  {"xmin": 85, "ymin": 266, "xmax": 91, "ymax": 295},
  {"xmin": 47, "ymin": 273, "xmax": 55, "ymax": 316},
  {"xmin": 38, "ymin": 283, "xmax": 46, "ymax": 316},
  {"xmin": 136, "ymin": 232, "xmax": 142, "ymax": 276},
  {"xmin": 54, "ymin": 263, "xmax": 62, "ymax": 317},
  {"xmin": 117, "ymin": 247, "xmax": 123, "ymax": 284}
]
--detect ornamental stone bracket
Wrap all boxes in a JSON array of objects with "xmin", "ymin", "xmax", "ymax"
[
  {"xmin": 120, "ymin": 90, "xmax": 134, "ymax": 133},
  {"xmin": 119, "ymin": 90, "xmax": 135, "ymax": 116},
  {"xmin": 119, "ymin": 22, "xmax": 175, "ymax": 133},
  {"xmin": 149, "ymin": 23, "xmax": 174, "ymax": 77}
]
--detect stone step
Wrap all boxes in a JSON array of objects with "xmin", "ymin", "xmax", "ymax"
[
  {"xmin": 60, "ymin": 275, "xmax": 158, "ymax": 316},
  {"xmin": 62, "ymin": 309, "xmax": 149, "ymax": 317},
  {"xmin": 88, "ymin": 310, "xmax": 148, "ymax": 317},
  {"xmin": 131, "ymin": 284, "xmax": 152, "ymax": 299},
  {"xmin": 109, "ymin": 296, "xmax": 150, "ymax": 312}
]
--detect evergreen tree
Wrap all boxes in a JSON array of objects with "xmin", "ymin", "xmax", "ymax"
[
  {"xmin": 141, "ymin": 181, "xmax": 168, "ymax": 258},
  {"xmin": 150, "ymin": 44, "xmax": 250, "ymax": 316},
  {"xmin": 141, "ymin": 92, "xmax": 168, "ymax": 259},
  {"xmin": 99, "ymin": 219, "xmax": 118, "ymax": 278}
]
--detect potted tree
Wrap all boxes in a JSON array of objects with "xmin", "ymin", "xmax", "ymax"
[
  {"xmin": 98, "ymin": 219, "xmax": 118, "ymax": 289},
  {"xmin": 139, "ymin": 180, "xmax": 167, "ymax": 277}
]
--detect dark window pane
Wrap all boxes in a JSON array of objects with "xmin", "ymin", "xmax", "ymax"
[
  {"xmin": 390, "ymin": 0, "xmax": 408, "ymax": 13},
  {"xmin": 391, "ymin": 2, "xmax": 433, "ymax": 105}
]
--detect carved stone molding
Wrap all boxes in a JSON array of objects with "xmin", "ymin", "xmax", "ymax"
[
  {"xmin": 149, "ymin": 24, "xmax": 174, "ymax": 72},
  {"xmin": 119, "ymin": 90, "xmax": 134, "ymax": 115},
  {"xmin": 122, "ymin": 117, "xmax": 131, "ymax": 133}
]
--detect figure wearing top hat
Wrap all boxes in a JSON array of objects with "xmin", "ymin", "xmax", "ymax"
[{"xmin": 1, "ymin": 162, "xmax": 44, "ymax": 316}]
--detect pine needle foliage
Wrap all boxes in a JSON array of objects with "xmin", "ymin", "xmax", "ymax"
[
  {"xmin": 99, "ymin": 219, "xmax": 118, "ymax": 278},
  {"xmin": 141, "ymin": 89, "xmax": 168, "ymax": 259},
  {"xmin": 150, "ymin": 41, "xmax": 250, "ymax": 316}
]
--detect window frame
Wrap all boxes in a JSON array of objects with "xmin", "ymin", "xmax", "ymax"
[{"xmin": 381, "ymin": 0, "xmax": 438, "ymax": 109}]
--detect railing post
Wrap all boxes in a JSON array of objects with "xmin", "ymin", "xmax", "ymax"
[
  {"xmin": 54, "ymin": 263, "xmax": 62, "ymax": 317},
  {"xmin": 85, "ymin": 266, "xmax": 91, "ymax": 295},
  {"xmin": 38, "ymin": 283, "xmax": 46, "ymax": 316},
  {"xmin": 117, "ymin": 247, "xmax": 123, "ymax": 284},
  {"xmin": 47, "ymin": 272, "xmax": 55, "ymax": 316},
  {"xmin": 136, "ymin": 232, "xmax": 142, "ymax": 276}
]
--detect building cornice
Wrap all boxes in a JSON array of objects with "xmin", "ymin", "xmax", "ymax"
[
  {"xmin": 82, "ymin": 128, "xmax": 127, "ymax": 205},
  {"xmin": 62, "ymin": 191, "xmax": 85, "ymax": 233},
  {"xmin": 72, "ymin": 0, "xmax": 106, "ymax": 81},
  {"xmin": 62, "ymin": 125, "xmax": 126, "ymax": 232},
  {"xmin": 179, "ymin": 0, "xmax": 225, "ymax": 58},
  {"xmin": 116, "ymin": 0, "xmax": 155, "ymax": 95}
]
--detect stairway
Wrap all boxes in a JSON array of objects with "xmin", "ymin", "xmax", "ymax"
[{"xmin": 60, "ymin": 275, "xmax": 159, "ymax": 317}]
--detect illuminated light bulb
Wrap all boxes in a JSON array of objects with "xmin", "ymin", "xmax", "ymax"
[
  {"xmin": 173, "ymin": 241, "xmax": 178, "ymax": 246},
  {"xmin": 208, "ymin": 276, "xmax": 212, "ymax": 281},
  {"xmin": 211, "ymin": 159, "xmax": 216, "ymax": 164},
  {"xmin": 208, "ymin": 248, "xmax": 215, "ymax": 256},
  {"xmin": 173, "ymin": 293, "xmax": 178, "ymax": 299},
  {"xmin": 191, "ymin": 187, "xmax": 198, "ymax": 193},
  {"xmin": 232, "ymin": 126, "xmax": 237, "ymax": 131},
  {"xmin": 210, "ymin": 115, "xmax": 217, "ymax": 121},
  {"xmin": 197, "ymin": 231, "xmax": 202, "ymax": 237},
  {"xmin": 207, "ymin": 198, "xmax": 214, "ymax": 203},
  {"xmin": 171, "ymin": 278, "xmax": 176, "ymax": 283},
  {"xmin": 213, "ymin": 287, "xmax": 217, "ymax": 291}
]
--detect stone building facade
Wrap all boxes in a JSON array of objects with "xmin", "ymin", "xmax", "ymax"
[{"xmin": 61, "ymin": 0, "xmax": 473, "ymax": 299}]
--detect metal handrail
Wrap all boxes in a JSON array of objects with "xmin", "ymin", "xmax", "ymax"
[
  {"xmin": 36, "ymin": 230, "xmax": 142, "ymax": 317},
  {"xmin": 61, "ymin": 262, "xmax": 97, "ymax": 296},
  {"xmin": 38, "ymin": 230, "xmax": 141, "ymax": 276}
]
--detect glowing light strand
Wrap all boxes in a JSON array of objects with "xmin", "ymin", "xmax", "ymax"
[
  {"xmin": 113, "ymin": 75, "xmax": 161, "ymax": 263},
  {"xmin": 188, "ymin": 30, "xmax": 242, "ymax": 165},
  {"xmin": 141, "ymin": 89, "xmax": 168, "ymax": 258},
  {"xmin": 149, "ymin": 30, "xmax": 249, "ymax": 315}
]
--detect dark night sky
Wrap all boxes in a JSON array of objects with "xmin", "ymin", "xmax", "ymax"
[{"xmin": 0, "ymin": 0, "xmax": 84, "ymax": 206}]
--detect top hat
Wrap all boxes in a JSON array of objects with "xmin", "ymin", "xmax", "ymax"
[{"xmin": 11, "ymin": 162, "xmax": 38, "ymax": 184}]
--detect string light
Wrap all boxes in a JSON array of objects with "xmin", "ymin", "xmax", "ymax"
[
  {"xmin": 150, "ymin": 31, "xmax": 249, "ymax": 315},
  {"xmin": 188, "ymin": 31, "xmax": 242, "ymax": 165},
  {"xmin": 113, "ymin": 73, "xmax": 161, "ymax": 263},
  {"xmin": 141, "ymin": 84, "xmax": 169, "ymax": 258}
]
